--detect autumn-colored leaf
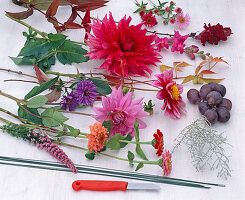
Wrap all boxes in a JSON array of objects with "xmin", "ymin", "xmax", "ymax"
[
  {"xmin": 182, "ymin": 75, "xmax": 196, "ymax": 84},
  {"xmin": 46, "ymin": 0, "xmax": 60, "ymax": 17},
  {"xmin": 160, "ymin": 65, "xmax": 172, "ymax": 72},
  {"xmin": 45, "ymin": 88, "xmax": 61, "ymax": 102},
  {"xmin": 67, "ymin": 8, "xmax": 78, "ymax": 22},
  {"xmin": 64, "ymin": 21, "xmax": 83, "ymax": 29},
  {"xmin": 192, "ymin": 77, "xmax": 204, "ymax": 84},
  {"xmin": 5, "ymin": 8, "xmax": 33, "ymax": 20},
  {"xmin": 201, "ymin": 78, "xmax": 224, "ymax": 84},
  {"xmin": 212, "ymin": 57, "xmax": 228, "ymax": 64},
  {"xmin": 198, "ymin": 70, "xmax": 216, "ymax": 76},
  {"xmin": 103, "ymin": 75, "xmax": 122, "ymax": 86},
  {"xmin": 176, "ymin": 62, "xmax": 192, "ymax": 68},
  {"xmin": 173, "ymin": 62, "xmax": 181, "ymax": 67},
  {"xmin": 34, "ymin": 64, "xmax": 50, "ymax": 84},
  {"xmin": 195, "ymin": 62, "xmax": 206, "ymax": 75},
  {"xmin": 68, "ymin": 0, "xmax": 108, "ymax": 12}
]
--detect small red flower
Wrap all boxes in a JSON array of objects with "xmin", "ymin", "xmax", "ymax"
[
  {"xmin": 170, "ymin": 18, "xmax": 175, "ymax": 24},
  {"xmin": 154, "ymin": 9, "xmax": 159, "ymax": 13},
  {"xmin": 149, "ymin": 11, "xmax": 153, "ymax": 15},
  {"xmin": 153, "ymin": 129, "xmax": 164, "ymax": 156},
  {"xmin": 165, "ymin": 7, "xmax": 170, "ymax": 12},
  {"xmin": 170, "ymin": 1, "xmax": 174, "ymax": 5},
  {"xmin": 195, "ymin": 23, "xmax": 232, "ymax": 46},
  {"xmin": 142, "ymin": 12, "xmax": 158, "ymax": 27},
  {"xmin": 140, "ymin": 10, "xmax": 145, "ymax": 16},
  {"xmin": 163, "ymin": 20, "xmax": 167, "ymax": 24},
  {"xmin": 175, "ymin": 7, "xmax": 182, "ymax": 13}
]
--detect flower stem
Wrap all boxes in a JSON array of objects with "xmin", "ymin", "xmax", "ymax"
[
  {"xmin": 5, "ymin": 13, "xmax": 48, "ymax": 38},
  {"xmin": 0, "ymin": 90, "xmax": 24, "ymax": 103},
  {"xmin": 58, "ymin": 141, "xmax": 158, "ymax": 165},
  {"xmin": 118, "ymin": 140, "xmax": 152, "ymax": 145}
]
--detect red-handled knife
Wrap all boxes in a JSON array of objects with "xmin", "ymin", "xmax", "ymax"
[{"xmin": 72, "ymin": 180, "xmax": 160, "ymax": 192}]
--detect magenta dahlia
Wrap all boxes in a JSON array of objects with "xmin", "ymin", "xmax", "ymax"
[
  {"xmin": 86, "ymin": 12, "xmax": 161, "ymax": 77},
  {"xmin": 93, "ymin": 87, "xmax": 148, "ymax": 137},
  {"xmin": 152, "ymin": 69, "xmax": 186, "ymax": 119}
]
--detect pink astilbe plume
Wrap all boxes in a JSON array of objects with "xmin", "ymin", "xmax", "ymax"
[
  {"xmin": 86, "ymin": 12, "xmax": 161, "ymax": 77},
  {"xmin": 152, "ymin": 69, "xmax": 186, "ymax": 119},
  {"xmin": 28, "ymin": 130, "xmax": 77, "ymax": 172},
  {"xmin": 93, "ymin": 87, "xmax": 148, "ymax": 137}
]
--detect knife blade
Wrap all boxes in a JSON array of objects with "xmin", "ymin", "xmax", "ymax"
[{"xmin": 72, "ymin": 180, "xmax": 160, "ymax": 192}]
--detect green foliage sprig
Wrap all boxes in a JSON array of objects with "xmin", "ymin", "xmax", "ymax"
[{"xmin": 10, "ymin": 28, "xmax": 89, "ymax": 72}]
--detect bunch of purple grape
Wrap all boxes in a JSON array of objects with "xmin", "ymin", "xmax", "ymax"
[{"xmin": 187, "ymin": 82, "xmax": 232, "ymax": 124}]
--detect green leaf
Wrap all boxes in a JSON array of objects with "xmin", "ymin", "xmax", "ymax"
[
  {"xmin": 24, "ymin": 76, "xmax": 59, "ymax": 99},
  {"xmin": 27, "ymin": 95, "xmax": 48, "ymax": 108},
  {"xmin": 37, "ymin": 54, "xmax": 56, "ymax": 72},
  {"xmin": 135, "ymin": 162, "xmax": 144, "ymax": 171},
  {"xmin": 106, "ymin": 134, "xmax": 121, "ymax": 150},
  {"xmin": 133, "ymin": 120, "xmax": 148, "ymax": 160},
  {"xmin": 85, "ymin": 151, "xmax": 95, "ymax": 160},
  {"xmin": 120, "ymin": 133, "xmax": 132, "ymax": 148},
  {"xmin": 63, "ymin": 124, "xmax": 80, "ymax": 137},
  {"xmin": 127, "ymin": 150, "xmax": 135, "ymax": 167},
  {"xmin": 136, "ymin": 144, "xmax": 148, "ymax": 160},
  {"xmin": 56, "ymin": 40, "xmax": 89, "ymax": 65},
  {"xmin": 9, "ymin": 56, "xmax": 36, "ymax": 65},
  {"xmin": 134, "ymin": 120, "xmax": 139, "ymax": 142},
  {"xmin": 102, "ymin": 120, "xmax": 111, "ymax": 136},
  {"xmin": 19, "ymin": 39, "xmax": 49, "ymax": 57},
  {"xmin": 41, "ymin": 108, "xmax": 68, "ymax": 127},
  {"xmin": 88, "ymin": 78, "xmax": 112, "ymax": 96},
  {"xmin": 48, "ymin": 33, "xmax": 67, "ymax": 49},
  {"xmin": 18, "ymin": 106, "xmax": 43, "ymax": 125}
]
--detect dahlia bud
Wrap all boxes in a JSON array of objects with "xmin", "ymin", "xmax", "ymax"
[
  {"xmin": 189, "ymin": 45, "xmax": 199, "ymax": 53},
  {"xmin": 140, "ymin": 10, "xmax": 144, "ymax": 17}
]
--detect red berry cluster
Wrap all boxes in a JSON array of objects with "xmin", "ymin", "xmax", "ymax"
[{"xmin": 195, "ymin": 23, "xmax": 232, "ymax": 46}]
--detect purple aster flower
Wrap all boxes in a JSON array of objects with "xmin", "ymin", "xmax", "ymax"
[
  {"xmin": 61, "ymin": 91, "xmax": 79, "ymax": 111},
  {"xmin": 75, "ymin": 80, "xmax": 98, "ymax": 106}
]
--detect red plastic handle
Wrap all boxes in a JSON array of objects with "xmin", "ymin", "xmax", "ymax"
[{"xmin": 72, "ymin": 180, "xmax": 128, "ymax": 192}]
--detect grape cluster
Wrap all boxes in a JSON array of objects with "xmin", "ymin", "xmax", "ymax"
[{"xmin": 187, "ymin": 82, "xmax": 232, "ymax": 124}]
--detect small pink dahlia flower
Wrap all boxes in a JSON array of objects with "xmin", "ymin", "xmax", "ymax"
[
  {"xmin": 93, "ymin": 87, "xmax": 148, "ymax": 137},
  {"xmin": 142, "ymin": 12, "xmax": 158, "ymax": 27},
  {"xmin": 86, "ymin": 12, "xmax": 161, "ymax": 77},
  {"xmin": 162, "ymin": 150, "xmax": 172, "ymax": 176},
  {"xmin": 176, "ymin": 13, "xmax": 190, "ymax": 29},
  {"xmin": 152, "ymin": 69, "xmax": 186, "ymax": 119}
]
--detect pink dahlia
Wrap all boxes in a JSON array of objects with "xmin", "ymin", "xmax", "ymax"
[
  {"xmin": 162, "ymin": 150, "xmax": 172, "ymax": 176},
  {"xmin": 155, "ymin": 36, "xmax": 169, "ymax": 51},
  {"xmin": 171, "ymin": 31, "xmax": 189, "ymax": 54},
  {"xmin": 176, "ymin": 13, "xmax": 190, "ymax": 29},
  {"xmin": 86, "ymin": 12, "xmax": 161, "ymax": 77},
  {"xmin": 152, "ymin": 69, "xmax": 186, "ymax": 119},
  {"xmin": 93, "ymin": 87, "xmax": 148, "ymax": 137}
]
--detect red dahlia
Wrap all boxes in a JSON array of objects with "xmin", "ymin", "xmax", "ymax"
[
  {"xmin": 153, "ymin": 129, "xmax": 164, "ymax": 156},
  {"xmin": 86, "ymin": 13, "xmax": 161, "ymax": 77},
  {"xmin": 195, "ymin": 23, "xmax": 232, "ymax": 46}
]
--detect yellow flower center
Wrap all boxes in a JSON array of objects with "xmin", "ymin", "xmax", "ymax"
[
  {"xmin": 167, "ymin": 158, "xmax": 172, "ymax": 170},
  {"xmin": 170, "ymin": 84, "xmax": 179, "ymax": 100},
  {"xmin": 179, "ymin": 17, "xmax": 185, "ymax": 23}
]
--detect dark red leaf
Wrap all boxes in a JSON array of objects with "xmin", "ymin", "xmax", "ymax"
[
  {"xmin": 67, "ymin": 8, "xmax": 78, "ymax": 22},
  {"xmin": 46, "ymin": 0, "xmax": 61, "ymax": 17},
  {"xmin": 5, "ymin": 8, "xmax": 33, "ymax": 20},
  {"xmin": 64, "ymin": 21, "xmax": 83, "ymax": 29},
  {"xmin": 33, "ymin": 64, "xmax": 50, "ymax": 84},
  {"xmin": 45, "ymin": 88, "xmax": 61, "ymax": 102},
  {"xmin": 69, "ymin": 0, "xmax": 108, "ymax": 12},
  {"xmin": 82, "ymin": 6, "xmax": 91, "ymax": 24},
  {"xmin": 103, "ymin": 75, "xmax": 122, "ymax": 86}
]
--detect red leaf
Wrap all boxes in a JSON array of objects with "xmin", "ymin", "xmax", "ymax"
[
  {"xmin": 67, "ymin": 8, "xmax": 78, "ymax": 22},
  {"xmin": 5, "ymin": 8, "xmax": 33, "ymax": 20},
  {"xmin": 33, "ymin": 64, "xmax": 50, "ymax": 84},
  {"xmin": 45, "ymin": 89, "xmax": 61, "ymax": 102},
  {"xmin": 46, "ymin": 0, "xmax": 61, "ymax": 17},
  {"xmin": 198, "ymin": 70, "xmax": 216, "ymax": 76},
  {"xmin": 103, "ymin": 75, "xmax": 122, "ymax": 86},
  {"xmin": 212, "ymin": 57, "xmax": 228, "ymax": 64},
  {"xmin": 82, "ymin": 7, "xmax": 91, "ymax": 40},
  {"xmin": 64, "ymin": 21, "xmax": 83, "ymax": 29},
  {"xmin": 66, "ymin": 0, "xmax": 108, "ymax": 11}
]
